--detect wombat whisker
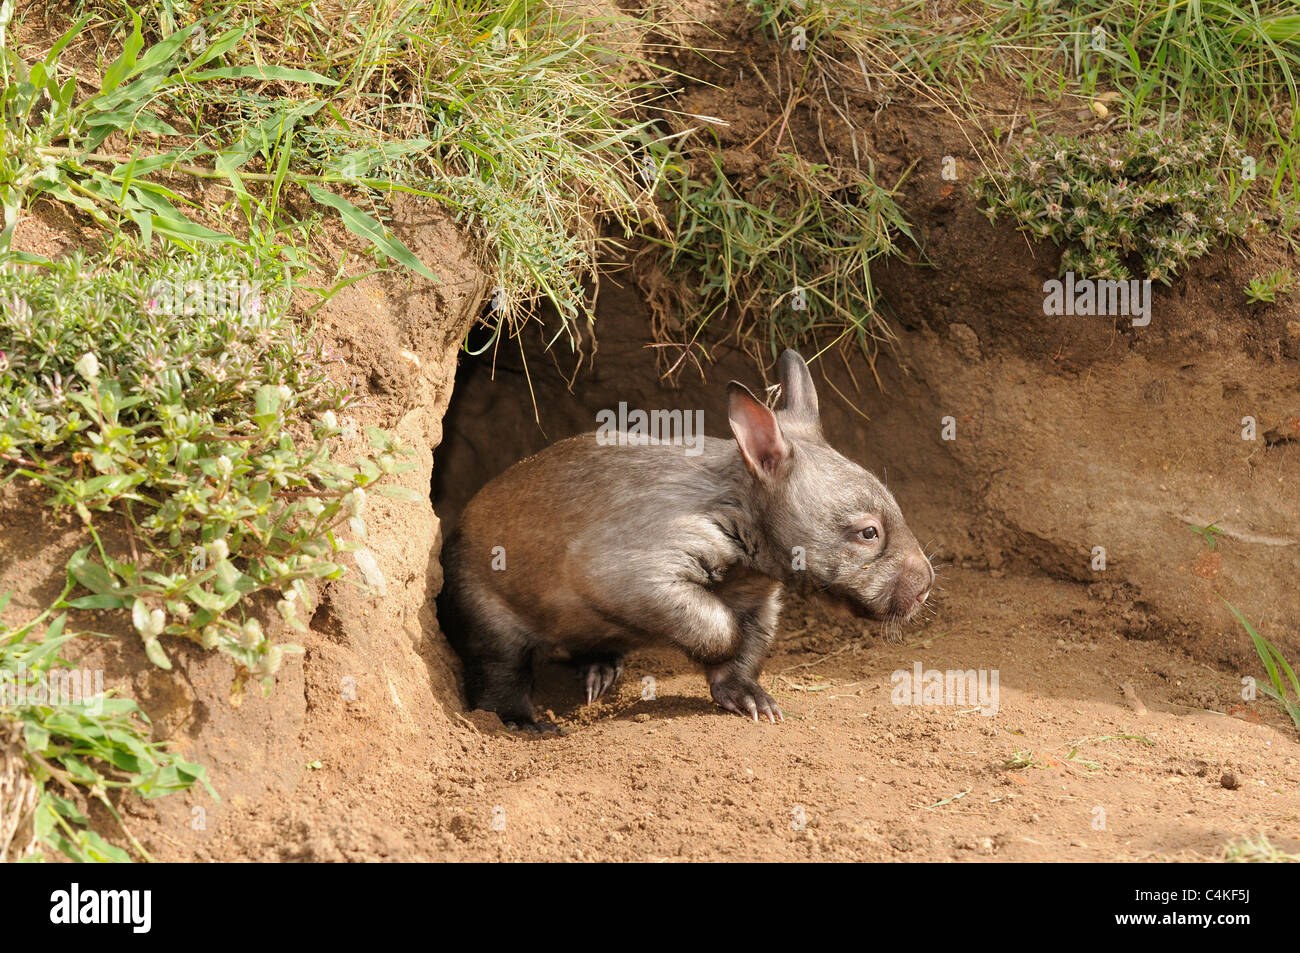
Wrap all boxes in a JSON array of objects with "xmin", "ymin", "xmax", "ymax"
[{"xmin": 882, "ymin": 617, "xmax": 907, "ymax": 643}]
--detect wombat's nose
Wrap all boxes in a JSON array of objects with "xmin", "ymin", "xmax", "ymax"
[{"xmin": 903, "ymin": 552, "xmax": 933, "ymax": 605}]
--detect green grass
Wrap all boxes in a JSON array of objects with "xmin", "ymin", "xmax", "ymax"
[
  {"xmin": 748, "ymin": 1, "xmax": 1300, "ymax": 200},
  {"xmin": 43, "ymin": 0, "xmax": 669, "ymax": 341},
  {"xmin": 1, "ymin": 592, "xmax": 214, "ymax": 862},
  {"xmin": 1224, "ymin": 599, "xmax": 1300, "ymax": 732},
  {"xmin": 986, "ymin": 1, "xmax": 1300, "ymax": 166},
  {"xmin": 646, "ymin": 148, "xmax": 913, "ymax": 375},
  {"xmin": 745, "ymin": 0, "xmax": 986, "ymax": 91},
  {"xmin": 1003, "ymin": 749, "xmax": 1046, "ymax": 770},
  {"xmin": 722, "ymin": 1, "xmax": 1298, "ymax": 371},
  {"xmin": 1223, "ymin": 834, "xmax": 1300, "ymax": 862},
  {"xmin": 1188, "ymin": 520, "xmax": 1226, "ymax": 551}
]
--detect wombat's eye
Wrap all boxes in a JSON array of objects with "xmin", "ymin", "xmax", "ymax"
[{"xmin": 857, "ymin": 526, "xmax": 879, "ymax": 542}]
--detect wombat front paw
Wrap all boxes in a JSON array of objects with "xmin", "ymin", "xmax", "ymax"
[
  {"xmin": 709, "ymin": 676, "xmax": 784, "ymax": 724},
  {"xmin": 574, "ymin": 655, "xmax": 625, "ymax": 704}
]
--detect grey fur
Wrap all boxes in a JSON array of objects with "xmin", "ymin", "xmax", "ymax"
[{"xmin": 438, "ymin": 350, "xmax": 933, "ymax": 727}]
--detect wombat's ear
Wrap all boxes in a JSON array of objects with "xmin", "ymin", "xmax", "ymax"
[
  {"xmin": 728, "ymin": 382, "xmax": 789, "ymax": 480},
  {"xmin": 778, "ymin": 349, "xmax": 819, "ymax": 425}
]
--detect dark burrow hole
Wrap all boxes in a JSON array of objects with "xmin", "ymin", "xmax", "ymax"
[{"xmin": 430, "ymin": 276, "xmax": 745, "ymax": 533}]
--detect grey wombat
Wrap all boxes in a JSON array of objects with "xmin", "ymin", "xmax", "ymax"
[{"xmin": 438, "ymin": 350, "xmax": 933, "ymax": 729}]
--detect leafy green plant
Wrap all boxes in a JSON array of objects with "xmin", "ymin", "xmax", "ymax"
[
  {"xmin": 976, "ymin": 126, "xmax": 1262, "ymax": 284},
  {"xmin": 1245, "ymin": 267, "xmax": 1296, "ymax": 303},
  {"xmin": 0, "ymin": 5, "xmax": 452, "ymax": 293},
  {"xmin": 1223, "ymin": 599, "xmax": 1300, "ymax": 731},
  {"xmin": 1, "ymin": 592, "xmax": 214, "ymax": 862},
  {"xmin": 647, "ymin": 149, "xmax": 912, "ymax": 370},
  {"xmin": 0, "ymin": 248, "xmax": 414, "ymax": 691},
  {"xmin": 1003, "ymin": 749, "xmax": 1046, "ymax": 770},
  {"xmin": 1188, "ymin": 520, "xmax": 1225, "ymax": 551}
]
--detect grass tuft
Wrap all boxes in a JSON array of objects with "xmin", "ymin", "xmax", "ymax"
[
  {"xmin": 644, "ymin": 148, "xmax": 912, "ymax": 376},
  {"xmin": 1223, "ymin": 834, "xmax": 1300, "ymax": 863},
  {"xmin": 1223, "ymin": 599, "xmax": 1300, "ymax": 732}
]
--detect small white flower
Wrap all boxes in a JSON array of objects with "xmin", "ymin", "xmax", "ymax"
[
  {"xmin": 257, "ymin": 646, "xmax": 283, "ymax": 676},
  {"xmin": 74, "ymin": 352, "xmax": 100, "ymax": 381},
  {"xmin": 346, "ymin": 487, "xmax": 366, "ymax": 518},
  {"xmin": 239, "ymin": 618, "xmax": 264, "ymax": 649}
]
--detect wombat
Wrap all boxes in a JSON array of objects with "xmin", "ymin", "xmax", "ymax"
[{"xmin": 438, "ymin": 350, "xmax": 933, "ymax": 729}]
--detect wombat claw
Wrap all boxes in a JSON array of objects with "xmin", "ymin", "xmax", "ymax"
[
  {"xmin": 711, "ymin": 677, "xmax": 784, "ymax": 724},
  {"xmin": 582, "ymin": 661, "xmax": 624, "ymax": 704}
]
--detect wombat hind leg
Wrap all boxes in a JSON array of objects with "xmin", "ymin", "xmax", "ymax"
[
  {"xmin": 464, "ymin": 648, "xmax": 544, "ymax": 727},
  {"xmin": 570, "ymin": 652, "xmax": 625, "ymax": 704}
]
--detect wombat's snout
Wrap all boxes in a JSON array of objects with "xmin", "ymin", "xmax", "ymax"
[{"xmin": 890, "ymin": 551, "xmax": 935, "ymax": 621}]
